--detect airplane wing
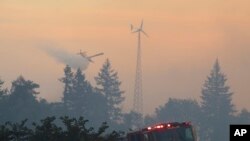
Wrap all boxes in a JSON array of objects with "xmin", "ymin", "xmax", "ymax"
[
  {"xmin": 87, "ymin": 58, "xmax": 94, "ymax": 63},
  {"xmin": 88, "ymin": 53, "xmax": 104, "ymax": 59}
]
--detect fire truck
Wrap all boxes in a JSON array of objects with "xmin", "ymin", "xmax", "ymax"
[{"xmin": 127, "ymin": 122, "xmax": 197, "ymax": 141}]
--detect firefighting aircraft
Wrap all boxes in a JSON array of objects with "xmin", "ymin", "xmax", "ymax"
[{"xmin": 77, "ymin": 50, "xmax": 104, "ymax": 63}]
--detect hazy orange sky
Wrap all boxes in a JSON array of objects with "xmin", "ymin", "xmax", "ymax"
[{"xmin": 0, "ymin": 0, "xmax": 250, "ymax": 114}]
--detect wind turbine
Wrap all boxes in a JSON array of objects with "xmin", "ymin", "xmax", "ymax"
[
  {"xmin": 131, "ymin": 20, "xmax": 148, "ymax": 37},
  {"xmin": 131, "ymin": 20, "xmax": 148, "ymax": 127}
]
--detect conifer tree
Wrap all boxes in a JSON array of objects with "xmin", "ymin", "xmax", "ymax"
[
  {"xmin": 60, "ymin": 65, "xmax": 74, "ymax": 112},
  {"xmin": 73, "ymin": 68, "xmax": 92, "ymax": 97},
  {"xmin": 200, "ymin": 59, "xmax": 235, "ymax": 141},
  {"xmin": 95, "ymin": 59, "xmax": 124, "ymax": 123},
  {"xmin": 7, "ymin": 76, "xmax": 40, "ymax": 122},
  {"xmin": 70, "ymin": 68, "xmax": 93, "ymax": 117}
]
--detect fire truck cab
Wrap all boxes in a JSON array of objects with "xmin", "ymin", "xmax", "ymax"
[{"xmin": 127, "ymin": 122, "xmax": 197, "ymax": 141}]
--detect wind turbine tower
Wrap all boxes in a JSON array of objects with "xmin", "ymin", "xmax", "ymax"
[{"xmin": 131, "ymin": 20, "xmax": 148, "ymax": 126}]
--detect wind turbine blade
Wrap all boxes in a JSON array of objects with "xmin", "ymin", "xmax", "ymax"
[
  {"xmin": 88, "ymin": 52, "xmax": 104, "ymax": 58},
  {"xmin": 132, "ymin": 29, "xmax": 140, "ymax": 33},
  {"xmin": 130, "ymin": 24, "xmax": 133, "ymax": 31},
  {"xmin": 141, "ymin": 30, "xmax": 149, "ymax": 37},
  {"xmin": 140, "ymin": 20, "xmax": 143, "ymax": 29}
]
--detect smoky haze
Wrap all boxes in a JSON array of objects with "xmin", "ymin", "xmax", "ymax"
[{"xmin": 39, "ymin": 45, "xmax": 89, "ymax": 70}]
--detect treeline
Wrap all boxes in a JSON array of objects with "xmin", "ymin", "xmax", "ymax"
[
  {"xmin": 0, "ymin": 59, "xmax": 250, "ymax": 141},
  {"xmin": 0, "ymin": 59, "xmax": 131, "ymax": 131},
  {"xmin": 144, "ymin": 59, "xmax": 250, "ymax": 141},
  {"xmin": 0, "ymin": 116, "xmax": 123, "ymax": 141}
]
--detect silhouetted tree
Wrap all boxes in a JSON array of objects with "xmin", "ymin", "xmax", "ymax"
[
  {"xmin": 0, "ymin": 79, "xmax": 8, "ymax": 123},
  {"xmin": 122, "ymin": 111, "xmax": 143, "ymax": 131},
  {"xmin": 31, "ymin": 116, "xmax": 63, "ymax": 141},
  {"xmin": 48, "ymin": 102, "xmax": 65, "ymax": 119},
  {"xmin": 200, "ymin": 59, "xmax": 235, "ymax": 141},
  {"xmin": 7, "ymin": 119, "xmax": 32, "ymax": 141},
  {"xmin": 104, "ymin": 130, "xmax": 125, "ymax": 141},
  {"xmin": 0, "ymin": 79, "xmax": 7, "ymax": 100},
  {"xmin": 84, "ymin": 89, "xmax": 109, "ymax": 128},
  {"xmin": 234, "ymin": 109, "xmax": 250, "ymax": 124},
  {"xmin": 37, "ymin": 99, "xmax": 53, "ymax": 119},
  {"xmin": 95, "ymin": 59, "xmax": 125, "ymax": 124},
  {"xmin": 144, "ymin": 114, "xmax": 156, "ymax": 127},
  {"xmin": 0, "ymin": 116, "xmax": 124, "ymax": 141},
  {"xmin": 60, "ymin": 68, "xmax": 109, "ymax": 127},
  {"xmin": 61, "ymin": 116, "xmax": 91, "ymax": 141},
  {"xmin": 155, "ymin": 98, "xmax": 201, "ymax": 126},
  {"xmin": 60, "ymin": 65, "xmax": 74, "ymax": 113},
  {"xmin": 69, "ymin": 68, "xmax": 92, "ymax": 117},
  {"xmin": 6, "ymin": 76, "xmax": 41, "ymax": 122},
  {"xmin": 154, "ymin": 98, "xmax": 201, "ymax": 139},
  {"xmin": 0, "ymin": 122, "xmax": 10, "ymax": 141}
]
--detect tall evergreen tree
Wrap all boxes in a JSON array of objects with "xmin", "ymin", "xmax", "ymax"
[
  {"xmin": 70, "ymin": 68, "xmax": 93, "ymax": 117},
  {"xmin": 200, "ymin": 59, "xmax": 235, "ymax": 141},
  {"xmin": 60, "ymin": 67, "xmax": 109, "ymax": 127},
  {"xmin": 73, "ymin": 69, "xmax": 92, "ymax": 97},
  {"xmin": 95, "ymin": 59, "xmax": 124, "ymax": 123},
  {"xmin": 60, "ymin": 65, "xmax": 74, "ymax": 112},
  {"xmin": 7, "ymin": 76, "xmax": 41, "ymax": 122}
]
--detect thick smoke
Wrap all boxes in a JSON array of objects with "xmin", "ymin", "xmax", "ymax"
[{"xmin": 39, "ymin": 45, "xmax": 89, "ymax": 70}]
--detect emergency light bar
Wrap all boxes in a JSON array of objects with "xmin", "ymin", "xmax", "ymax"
[{"xmin": 145, "ymin": 122, "xmax": 191, "ymax": 131}]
